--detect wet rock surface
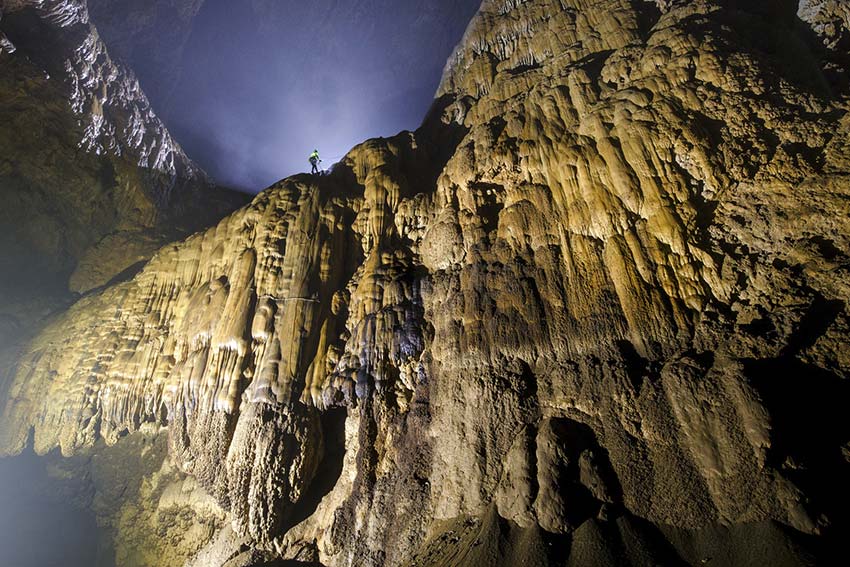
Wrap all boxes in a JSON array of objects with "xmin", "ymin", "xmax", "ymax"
[{"xmin": 1, "ymin": 0, "xmax": 850, "ymax": 566}]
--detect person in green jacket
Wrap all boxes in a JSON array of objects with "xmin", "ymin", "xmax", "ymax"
[{"xmin": 309, "ymin": 149, "xmax": 321, "ymax": 175}]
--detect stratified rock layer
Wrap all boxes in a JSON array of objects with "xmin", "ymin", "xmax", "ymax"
[{"xmin": 2, "ymin": 1, "xmax": 849, "ymax": 566}]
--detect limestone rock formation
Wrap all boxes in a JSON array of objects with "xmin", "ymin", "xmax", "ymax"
[
  {"xmin": 0, "ymin": 3, "xmax": 245, "ymax": 501},
  {"xmin": 0, "ymin": 0, "xmax": 246, "ymax": 380},
  {"xmin": 1, "ymin": 0, "xmax": 201, "ymax": 179},
  {"xmin": 799, "ymin": 0, "xmax": 850, "ymax": 50},
  {"xmin": 2, "ymin": 0, "xmax": 850, "ymax": 566},
  {"xmin": 0, "ymin": 0, "xmax": 244, "ymax": 293}
]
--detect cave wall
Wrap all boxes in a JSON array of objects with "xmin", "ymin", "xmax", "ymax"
[
  {"xmin": 0, "ymin": 0, "xmax": 246, "ymax": 416},
  {"xmin": 0, "ymin": 0, "xmax": 245, "ymax": 300},
  {"xmin": 1, "ymin": 0, "xmax": 849, "ymax": 565}
]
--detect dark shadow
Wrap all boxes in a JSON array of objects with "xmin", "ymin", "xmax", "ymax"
[
  {"xmin": 102, "ymin": 259, "xmax": 148, "ymax": 288},
  {"xmin": 742, "ymin": 296, "xmax": 850, "ymax": 561},
  {"xmin": 547, "ymin": 417, "xmax": 625, "ymax": 527},
  {"xmin": 741, "ymin": 316, "xmax": 778, "ymax": 339},
  {"xmin": 574, "ymin": 50, "xmax": 616, "ymax": 86},
  {"xmin": 509, "ymin": 61, "xmax": 542, "ymax": 76},
  {"xmin": 568, "ymin": 513, "xmax": 688, "ymax": 567},
  {"xmin": 417, "ymin": 93, "xmax": 472, "ymax": 181},
  {"xmin": 781, "ymin": 296, "xmax": 844, "ymax": 356},
  {"xmin": 716, "ymin": 1, "xmax": 835, "ymax": 98},
  {"xmin": 0, "ymin": 8, "xmax": 80, "ymax": 76},
  {"xmin": 469, "ymin": 182, "xmax": 505, "ymax": 236},
  {"xmin": 78, "ymin": 260, "xmax": 149, "ymax": 300},
  {"xmin": 280, "ymin": 408, "xmax": 347, "ymax": 533},
  {"xmin": 615, "ymin": 340, "xmax": 652, "ymax": 390},
  {"xmin": 635, "ymin": 1, "xmax": 663, "ymax": 38},
  {"xmin": 809, "ymin": 235, "xmax": 842, "ymax": 262},
  {"xmin": 661, "ymin": 518, "xmax": 822, "ymax": 567},
  {"xmin": 614, "ymin": 513, "xmax": 690, "ymax": 566}
]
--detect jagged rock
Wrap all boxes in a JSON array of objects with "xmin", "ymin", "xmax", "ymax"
[
  {"xmin": 1, "ymin": 1, "xmax": 849, "ymax": 566},
  {"xmin": 1, "ymin": 0, "xmax": 200, "ymax": 178},
  {"xmin": 0, "ymin": 0, "xmax": 246, "ymax": 351}
]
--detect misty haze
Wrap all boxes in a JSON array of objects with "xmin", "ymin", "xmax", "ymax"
[
  {"xmin": 91, "ymin": 0, "xmax": 482, "ymax": 192},
  {"xmin": 2, "ymin": 1, "xmax": 850, "ymax": 566}
]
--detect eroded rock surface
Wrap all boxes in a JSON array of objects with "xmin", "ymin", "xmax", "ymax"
[
  {"xmin": 2, "ymin": 1, "xmax": 849, "ymax": 566},
  {"xmin": 0, "ymin": 0, "xmax": 246, "ymax": 414},
  {"xmin": 0, "ymin": 0, "xmax": 245, "ymax": 300}
]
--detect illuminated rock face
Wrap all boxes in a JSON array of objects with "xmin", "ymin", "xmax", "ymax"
[
  {"xmin": 1, "ymin": 0, "xmax": 199, "ymax": 178},
  {"xmin": 2, "ymin": 0, "xmax": 849, "ymax": 565}
]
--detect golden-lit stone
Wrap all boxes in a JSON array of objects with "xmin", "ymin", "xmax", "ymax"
[{"xmin": 2, "ymin": 0, "xmax": 849, "ymax": 565}]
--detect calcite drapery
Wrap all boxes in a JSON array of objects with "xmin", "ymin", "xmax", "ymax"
[{"xmin": 2, "ymin": 0, "xmax": 849, "ymax": 565}]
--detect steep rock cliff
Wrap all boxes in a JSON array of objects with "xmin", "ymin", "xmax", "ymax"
[
  {"xmin": 2, "ymin": 1, "xmax": 849, "ymax": 566},
  {"xmin": 0, "ymin": 0, "xmax": 245, "ymax": 298},
  {"xmin": 0, "ymin": 3, "xmax": 245, "ymax": 487}
]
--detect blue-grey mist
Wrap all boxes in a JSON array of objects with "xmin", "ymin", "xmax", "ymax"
[
  {"xmin": 146, "ymin": 0, "xmax": 482, "ymax": 192},
  {"xmin": 0, "ymin": 449, "xmax": 112, "ymax": 567}
]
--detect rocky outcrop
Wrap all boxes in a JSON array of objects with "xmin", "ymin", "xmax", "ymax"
[
  {"xmin": 799, "ymin": 0, "xmax": 850, "ymax": 50},
  {"xmin": 1, "ymin": 0, "xmax": 201, "ymax": 180},
  {"xmin": 2, "ymin": 0, "xmax": 849, "ymax": 566},
  {"xmin": 0, "ymin": 2, "xmax": 245, "ymax": 476},
  {"xmin": 0, "ymin": 0, "xmax": 245, "ymax": 314}
]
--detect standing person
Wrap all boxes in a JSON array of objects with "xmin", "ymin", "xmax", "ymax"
[{"xmin": 309, "ymin": 149, "xmax": 321, "ymax": 175}]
